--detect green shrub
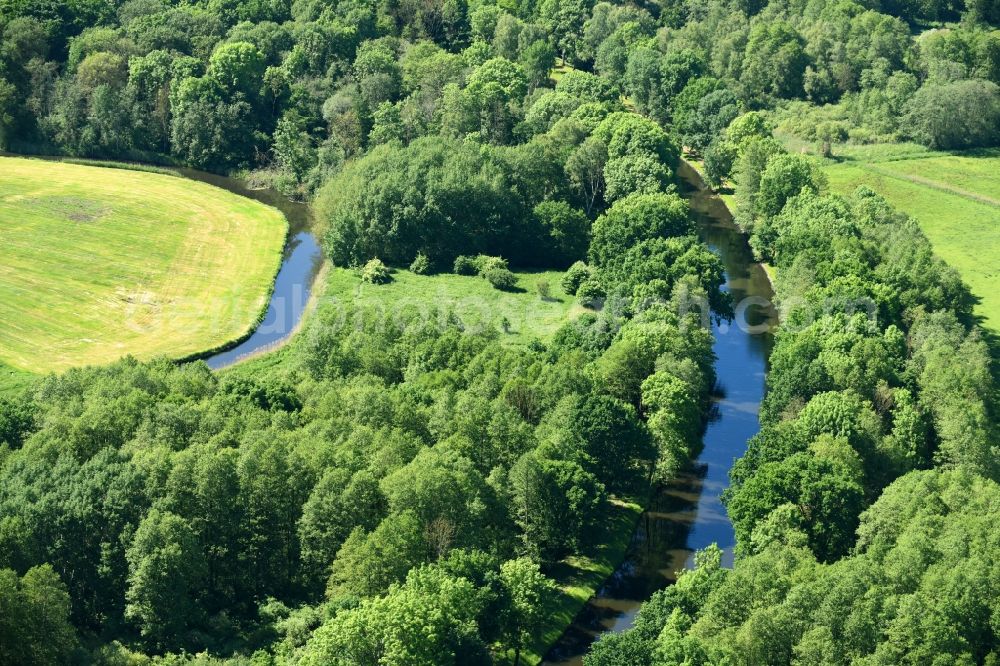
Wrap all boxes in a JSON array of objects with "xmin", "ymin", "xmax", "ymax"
[
  {"xmin": 536, "ymin": 279, "xmax": 551, "ymax": 299},
  {"xmin": 361, "ymin": 258, "xmax": 391, "ymax": 284},
  {"xmin": 562, "ymin": 261, "xmax": 591, "ymax": 295},
  {"xmin": 577, "ymin": 278, "xmax": 605, "ymax": 307},
  {"xmin": 410, "ymin": 252, "xmax": 431, "ymax": 274},
  {"xmin": 454, "ymin": 255, "xmax": 478, "ymax": 275},
  {"xmin": 483, "ymin": 267, "xmax": 518, "ymax": 290},
  {"xmin": 475, "ymin": 255, "xmax": 508, "ymax": 274}
]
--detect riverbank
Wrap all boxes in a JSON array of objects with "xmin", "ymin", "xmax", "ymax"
[
  {"xmin": 681, "ymin": 158, "xmax": 777, "ymax": 290},
  {"xmin": 540, "ymin": 162, "xmax": 777, "ymax": 664}
]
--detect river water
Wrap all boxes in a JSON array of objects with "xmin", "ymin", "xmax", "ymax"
[
  {"xmin": 541, "ymin": 163, "xmax": 777, "ymax": 664},
  {"xmin": 170, "ymin": 170, "xmax": 324, "ymax": 370}
]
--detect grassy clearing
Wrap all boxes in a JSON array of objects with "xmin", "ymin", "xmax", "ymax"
[
  {"xmin": 548, "ymin": 58, "xmax": 580, "ymax": 84},
  {"xmin": 0, "ymin": 360, "xmax": 34, "ymax": 396},
  {"xmin": 223, "ymin": 266, "xmax": 585, "ymax": 378},
  {"xmin": 0, "ymin": 156, "xmax": 287, "ymax": 375},
  {"xmin": 820, "ymin": 148, "xmax": 1000, "ymax": 330},
  {"xmin": 321, "ymin": 266, "xmax": 586, "ymax": 345}
]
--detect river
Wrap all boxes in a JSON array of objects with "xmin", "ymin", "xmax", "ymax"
[
  {"xmin": 169, "ymin": 170, "xmax": 324, "ymax": 370},
  {"xmin": 541, "ymin": 162, "xmax": 778, "ymax": 664}
]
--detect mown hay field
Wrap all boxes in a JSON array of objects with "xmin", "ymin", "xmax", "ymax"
[{"xmin": 0, "ymin": 157, "xmax": 287, "ymax": 375}]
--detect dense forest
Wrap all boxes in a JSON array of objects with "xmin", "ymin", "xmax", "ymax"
[
  {"xmin": 584, "ymin": 121, "xmax": 999, "ymax": 665},
  {"xmin": 1, "ymin": 0, "xmax": 999, "ymax": 662}
]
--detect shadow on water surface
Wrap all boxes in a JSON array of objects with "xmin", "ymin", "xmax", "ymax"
[{"xmin": 541, "ymin": 162, "xmax": 777, "ymax": 665}]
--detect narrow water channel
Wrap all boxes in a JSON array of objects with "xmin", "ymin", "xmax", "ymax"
[
  {"xmin": 170, "ymin": 170, "xmax": 325, "ymax": 370},
  {"xmin": 541, "ymin": 162, "xmax": 778, "ymax": 665}
]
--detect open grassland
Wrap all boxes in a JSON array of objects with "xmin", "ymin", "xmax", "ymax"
[
  {"xmin": 322, "ymin": 266, "xmax": 586, "ymax": 345},
  {"xmin": 820, "ymin": 147, "xmax": 1000, "ymax": 331},
  {"xmin": 0, "ymin": 157, "xmax": 287, "ymax": 375}
]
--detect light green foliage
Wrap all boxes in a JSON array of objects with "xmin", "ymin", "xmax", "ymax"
[
  {"xmin": 525, "ymin": 91, "xmax": 583, "ymax": 133},
  {"xmin": 576, "ymin": 278, "xmax": 606, "ymax": 307},
  {"xmin": 305, "ymin": 565, "xmax": 485, "ymax": 665},
  {"xmin": 555, "ymin": 69, "xmax": 617, "ymax": 103},
  {"xmin": 381, "ymin": 447, "xmax": 491, "ymax": 553},
  {"xmin": 360, "ymin": 257, "xmax": 391, "ymax": 284},
  {"xmin": 409, "ymin": 252, "xmax": 432, "ymax": 274},
  {"xmin": 500, "ymin": 558, "xmax": 558, "ymax": 664},
  {"xmin": 602, "ymin": 153, "xmax": 672, "ymax": 202},
  {"xmin": 589, "ymin": 192, "xmax": 690, "ymax": 267},
  {"xmin": 326, "ymin": 511, "xmax": 428, "ymax": 598},
  {"xmin": 641, "ymin": 370, "xmax": 701, "ymax": 480},
  {"xmin": 208, "ymin": 41, "xmax": 265, "ymax": 97},
  {"xmin": 467, "ymin": 57, "xmax": 529, "ymax": 101},
  {"xmin": 561, "ymin": 260, "xmax": 592, "ymax": 295}
]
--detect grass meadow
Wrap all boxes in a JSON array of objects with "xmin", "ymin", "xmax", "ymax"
[
  {"xmin": 0, "ymin": 156, "xmax": 287, "ymax": 377},
  {"xmin": 322, "ymin": 266, "xmax": 587, "ymax": 344}
]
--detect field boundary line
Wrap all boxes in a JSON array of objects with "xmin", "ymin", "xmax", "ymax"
[{"xmin": 861, "ymin": 163, "xmax": 1000, "ymax": 208}]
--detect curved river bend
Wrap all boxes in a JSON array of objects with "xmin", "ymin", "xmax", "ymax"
[
  {"xmin": 171, "ymin": 169, "xmax": 324, "ymax": 370},
  {"xmin": 542, "ymin": 162, "xmax": 778, "ymax": 664}
]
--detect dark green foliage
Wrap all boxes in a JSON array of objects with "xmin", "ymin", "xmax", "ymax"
[
  {"xmin": 589, "ymin": 469, "xmax": 1000, "ymax": 664},
  {"xmin": 125, "ymin": 509, "xmax": 208, "ymax": 649},
  {"xmin": 318, "ymin": 138, "xmax": 512, "ymax": 266},
  {"xmin": 587, "ymin": 109, "xmax": 998, "ymax": 665},
  {"xmin": 0, "ymin": 395, "xmax": 34, "ymax": 448},
  {"xmin": 0, "ymin": 565, "xmax": 78, "ymax": 665},
  {"xmin": 533, "ymin": 200, "xmax": 590, "ymax": 266},
  {"xmin": 740, "ymin": 22, "xmax": 809, "ymax": 104},
  {"xmin": 220, "ymin": 375, "xmax": 302, "ymax": 411},
  {"xmin": 4, "ymin": 0, "xmax": 996, "ymax": 662},
  {"xmin": 509, "ymin": 453, "xmax": 607, "ymax": 561},
  {"xmin": 0, "ymin": 242, "xmax": 718, "ymax": 658},
  {"xmin": 903, "ymin": 78, "xmax": 1000, "ymax": 149},
  {"xmin": 454, "ymin": 255, "xmax": 478, "ymax": 275}
]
